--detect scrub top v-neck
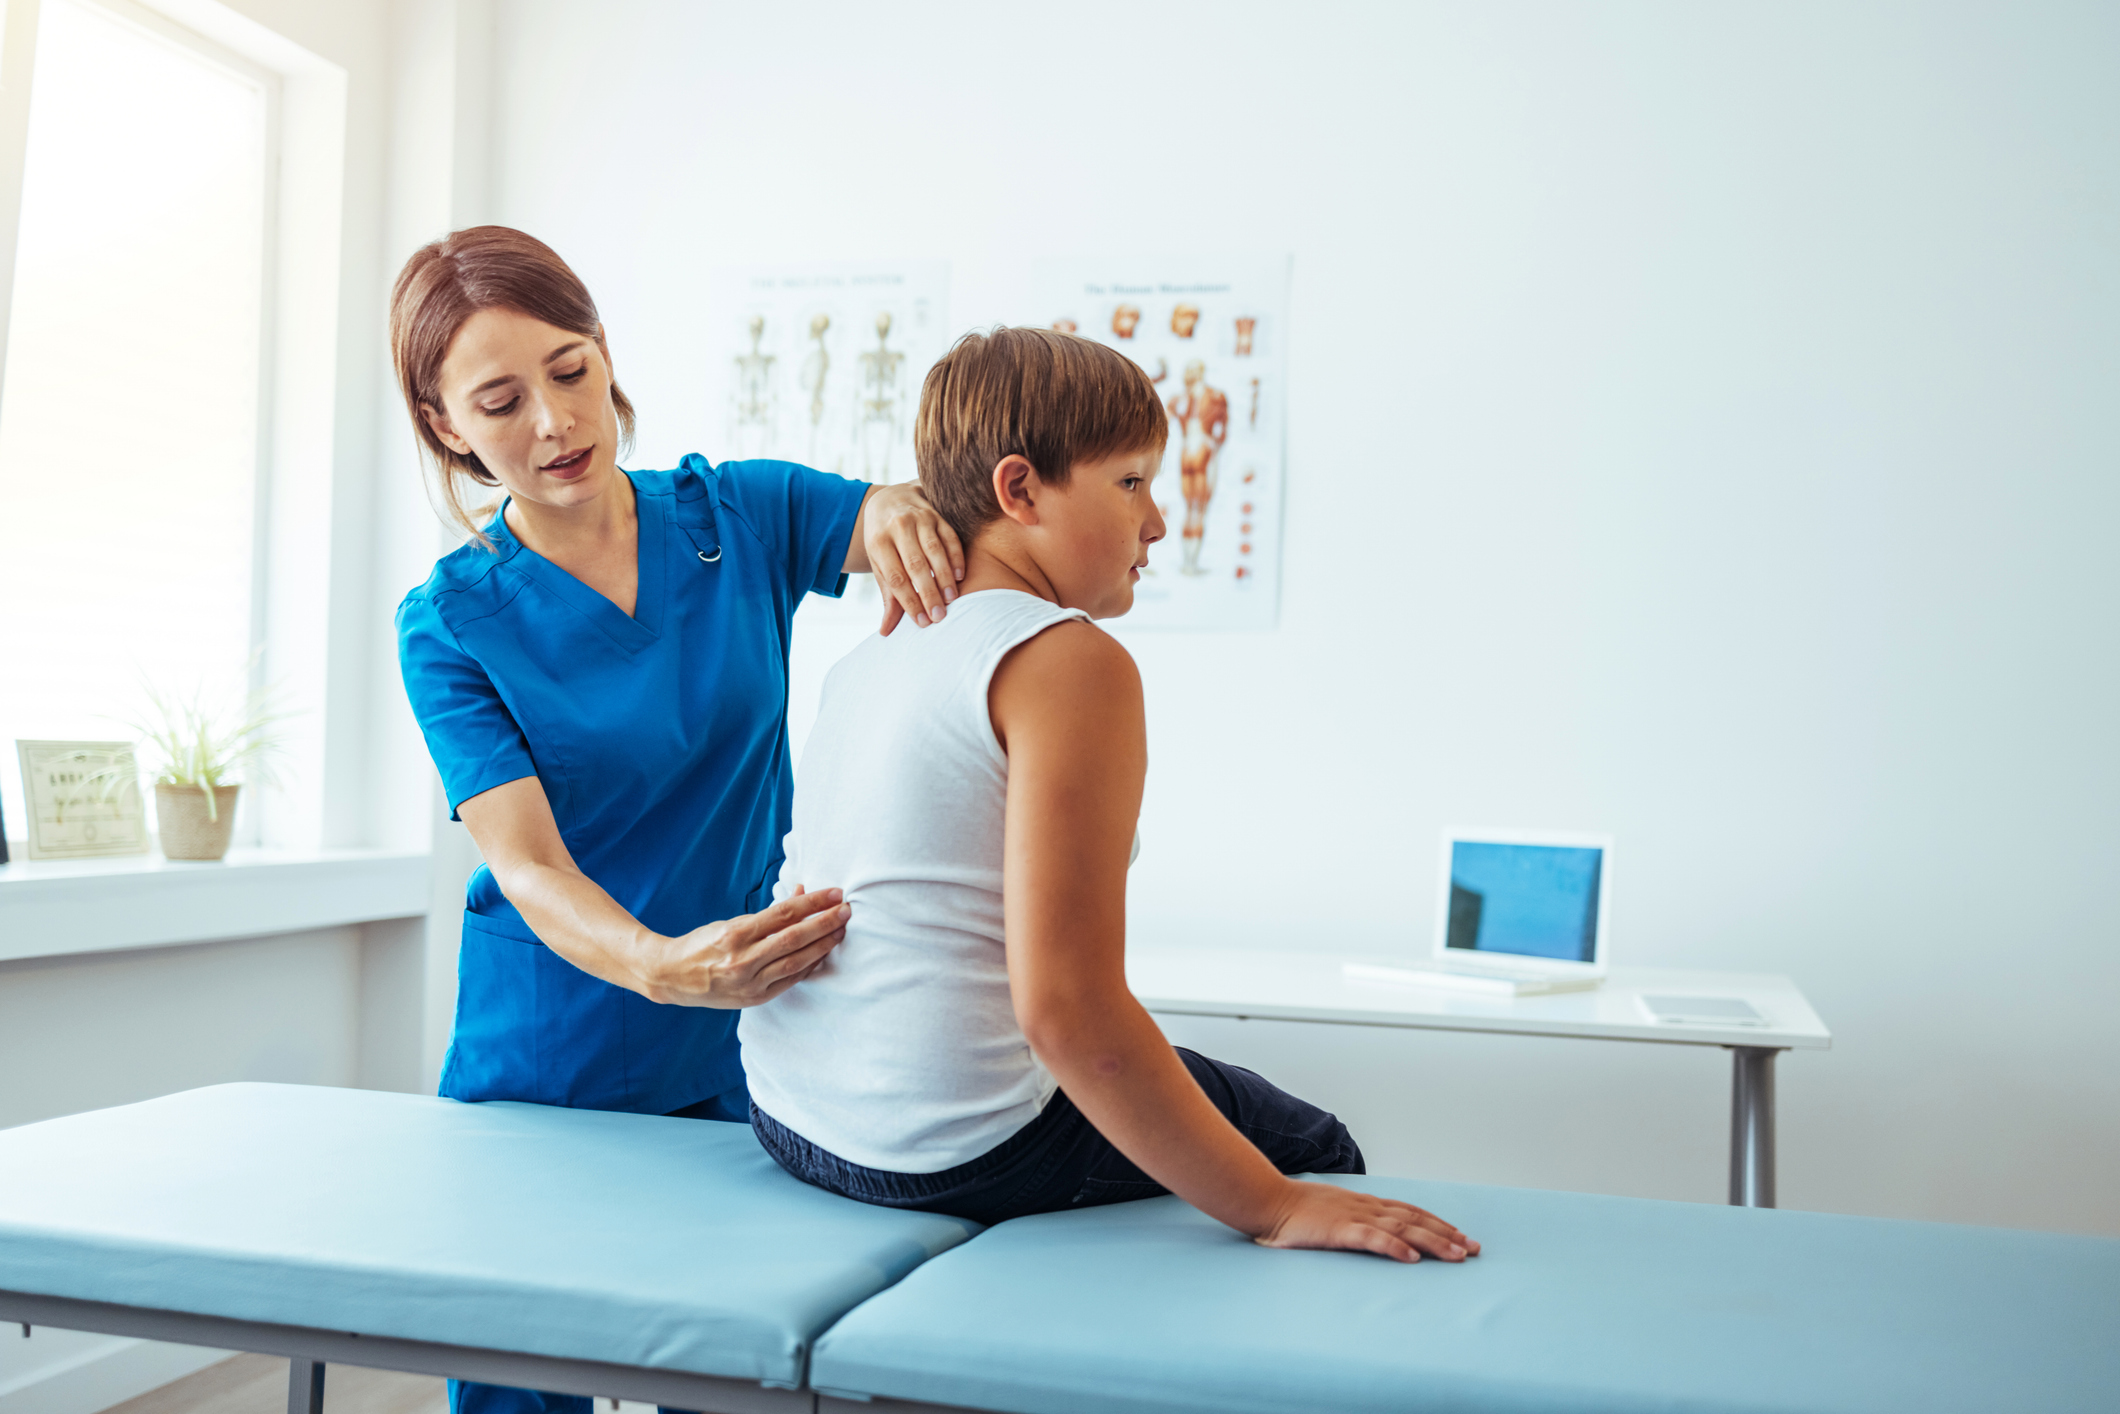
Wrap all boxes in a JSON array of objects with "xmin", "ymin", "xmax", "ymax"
[{"xmin": 397, "ymin": 456, "xmax": 869, "ymax": 1114}]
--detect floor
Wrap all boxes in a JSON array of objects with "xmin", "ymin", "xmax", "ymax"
[{"xmin": 103, "ymin": 1354, "xmax": 657, "ymax": 1414}]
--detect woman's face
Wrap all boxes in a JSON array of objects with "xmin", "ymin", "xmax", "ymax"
[{"xmin": 423, "ymin": 306, "xmax": 622, "ymax": 514}]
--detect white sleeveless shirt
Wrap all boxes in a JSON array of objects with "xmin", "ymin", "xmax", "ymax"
[{"xmin": 739, "ymin": 589, "xmax": 1096, "ymax": 1173}]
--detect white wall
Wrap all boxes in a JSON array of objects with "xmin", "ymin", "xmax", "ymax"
[
  {"xmin": 0, "ymin": 929, "xmax": 362, "ymax": 1132},
  {"xmin": 480, "ymin": 0, "xmax": 2120, "ymax": 1236}
]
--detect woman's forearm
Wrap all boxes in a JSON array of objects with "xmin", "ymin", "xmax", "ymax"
[
  {"xmin": 459, "ymin": 775, "xmax": 849, "ymax": 1009},
  {"xmin": 492, "ymin": 858, "xmax": 665, "ymax": 998},
  {"xmin": 493, "ymin": 857, "xmax": 850, "ymax": 1008},
  {"xmin": 1025, "ymin": 996, "xmax": 1296, "ymax": 1237}
]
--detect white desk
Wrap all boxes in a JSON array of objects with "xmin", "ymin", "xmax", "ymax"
[{"xmin": 1127, "ymin": 948, "xmax": 1832, "ymax": 1208}]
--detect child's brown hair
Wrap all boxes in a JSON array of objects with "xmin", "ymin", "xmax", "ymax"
[{"xmin": 914, "ymin": 327, "xmax": 1168, "ymax": 547}]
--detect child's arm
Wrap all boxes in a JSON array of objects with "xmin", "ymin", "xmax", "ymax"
[{"xmin": 992, "ymin": 623, "xmax": 1478, "ymax": 1264}]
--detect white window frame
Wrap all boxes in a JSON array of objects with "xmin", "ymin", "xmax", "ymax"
[
  {"xmin": 92, "ymin": 0, "xmax": 285, "ymax": 789},
  {"xmin": 0, "ymin": 0, "xmax": 349, "ymax": 852}
]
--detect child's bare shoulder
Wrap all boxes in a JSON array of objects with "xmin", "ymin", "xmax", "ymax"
[
  {"xmin": 998, "ymin": 618, "xmax": 1137, "ymax": 690},
  {"xmin": 989, "ymin": 619, "xmax": 1142, "ymax": 737}
]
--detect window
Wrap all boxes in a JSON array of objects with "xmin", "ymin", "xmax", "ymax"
[{"xmin": 0, "ymin": 0, "xmax": 274, "ymax": 842}]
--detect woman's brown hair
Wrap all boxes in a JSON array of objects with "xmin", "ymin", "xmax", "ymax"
[{"xmin": 389, "ymin": 226, "xmax": 636, "ymax": 547}]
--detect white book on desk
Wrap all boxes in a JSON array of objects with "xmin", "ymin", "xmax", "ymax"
[{"xmin": 1344, "ymin": 961, "xmax": 1605, "ymax": 998}]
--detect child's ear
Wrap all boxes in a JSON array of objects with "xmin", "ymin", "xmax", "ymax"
[{"xmin": 992, "ymin": 454, "xmax": 1040, "ymax": 527}]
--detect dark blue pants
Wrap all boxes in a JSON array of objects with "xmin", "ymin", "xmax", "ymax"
[
  {"xmin": 445, "ymin": 1082, "xmax": 752, "ymax": 1414},
  {"xmin": 751, "ymin": 1048, "xmax": 1364, "ymax": 1224}
]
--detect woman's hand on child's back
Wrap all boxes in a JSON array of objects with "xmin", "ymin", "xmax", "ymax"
[
  {"xmin": 1256, "ymin": 1180, "xmax": 1481, "ymax": 1265},
  {"xmin": 646, "ymin": 886, "xmax": 849, "ymax": 1008}
]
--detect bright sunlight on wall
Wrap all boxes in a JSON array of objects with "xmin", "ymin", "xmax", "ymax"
[{"xmin": 0, "ymin": 0, "xmax": 270, "ymax": 841}]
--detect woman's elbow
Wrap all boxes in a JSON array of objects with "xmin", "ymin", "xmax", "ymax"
[{"xmin": 486, "ymin": 853, "xmax": 572, "ymax": 905}]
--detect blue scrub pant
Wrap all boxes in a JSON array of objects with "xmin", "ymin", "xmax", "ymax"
[{"xmin": 447, "ymin": 1081, "xmax": 752, "ymax": 1414}]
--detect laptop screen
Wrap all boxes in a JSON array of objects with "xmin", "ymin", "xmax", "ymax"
[{"xmin": 1446, "ymin": 840, "xmax": 1604, "ymax": 963}]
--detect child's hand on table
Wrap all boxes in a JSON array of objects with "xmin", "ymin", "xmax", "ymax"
[{"xmin": 1256, "ymin": 1181, "xmax": 1481, "ymax": 1264}]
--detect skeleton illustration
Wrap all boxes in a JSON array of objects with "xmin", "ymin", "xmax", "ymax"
[
  {"xmin": 856, "ymin": 311, "xmax": 907, "ymax": 484},
  {"xmin": 800, "ymin": 313, "xmax": 831, "ymax": 460},
  {"xmin": 730, "ymin": 315, "xmax": 776, "ymax": 458}
]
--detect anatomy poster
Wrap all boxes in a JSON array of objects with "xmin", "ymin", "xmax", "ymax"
[
  {"xmin": 1030, "ymin": 257, "xmax": 1289, "ymax": 631},
  {"xmin": 705, "ymin": 260, "xmax": 950, "ymax": 488}
]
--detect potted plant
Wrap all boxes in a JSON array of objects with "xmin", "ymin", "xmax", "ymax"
[{"xmin": 125, "ymin": 684, "xmax": 285, "ymax": 861}]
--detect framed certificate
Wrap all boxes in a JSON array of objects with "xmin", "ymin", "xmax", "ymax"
[{"xmin": 15, "ymin": 740, "xmax": 149, "ymax": 861}]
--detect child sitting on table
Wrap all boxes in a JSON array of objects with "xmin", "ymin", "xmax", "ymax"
[{"xmin": 738, "ymin": 328, "xmax": 1477, "ymax": 1263}]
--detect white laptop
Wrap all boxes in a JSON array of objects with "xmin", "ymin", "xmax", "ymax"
[{"xmin": 1346, "ymin": 827, "xmax": 1613, "ymax": 997}]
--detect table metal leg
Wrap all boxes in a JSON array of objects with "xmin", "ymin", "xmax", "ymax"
[
  {"xmin": 288, "ymin": 1358, "xmax": 325, "ymax": 1414},
  {"xmin": 1728, "ymin": 1046, "xmax": 1779, "ymax": 1208}
]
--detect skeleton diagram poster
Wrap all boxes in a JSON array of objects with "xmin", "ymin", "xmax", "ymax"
[
  {"xmin": 705, "ymin": 260, "xmax": 949, "ymax": 486},
  {"xmin": 1029, "ymin": 257, "xmax": 1289, "ymax": 631},
  {"xmin": 705, "ymin": 261, "xmax": 949, "ymax": 620}
]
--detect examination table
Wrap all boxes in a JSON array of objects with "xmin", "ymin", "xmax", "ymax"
[{"xmin": 1, "ymin": 1085, "xmax": 2113, "ymax": 1414}]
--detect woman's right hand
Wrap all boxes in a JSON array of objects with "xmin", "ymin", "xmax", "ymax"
[
  {"xmin": 462, "ymin": 777, "xmax": 849, "ymax": 1008},
  {"xmin": 641, "ymin": 886, "xmax": 851, "ymax": 1008}
]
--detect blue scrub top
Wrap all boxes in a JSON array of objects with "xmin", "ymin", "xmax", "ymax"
[{"xmin": 396, "ymin": 455, "xmax": 868, "ymax": 1115}]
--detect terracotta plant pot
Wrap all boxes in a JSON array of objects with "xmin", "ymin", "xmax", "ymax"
[{"xmin": 156, "ymin": 783, "xmax": 241, "ymax": 861}]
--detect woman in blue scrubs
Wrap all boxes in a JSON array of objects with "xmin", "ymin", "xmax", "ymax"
[{"xmin": 390, "ymin": 227, "xmax": 963, "ymax": 1414}]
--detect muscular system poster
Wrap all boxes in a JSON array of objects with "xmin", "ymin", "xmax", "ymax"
[{"xmin": 1029, "ymin": 257, "xmax": 1289, "ymax": 631}]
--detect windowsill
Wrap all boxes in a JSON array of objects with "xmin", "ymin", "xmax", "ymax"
[{"xmin": 0, "ymin": 847, "xmax": 432, "ymax": 963}]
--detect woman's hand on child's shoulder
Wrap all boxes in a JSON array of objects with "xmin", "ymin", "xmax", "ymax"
[
  {"xmin": 1255, "ymin": 1180, "xmax": 1481, "ymax": 1265},
  {"xmin": 861, "ymin": 482, "xmax": 965, "ymax": 636}
]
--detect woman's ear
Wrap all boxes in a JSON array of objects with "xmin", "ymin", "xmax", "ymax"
[
  {"xmin": 991, "ymin": 454, "xmax": 1040, "ymax": 527},
  {"xmin": 422, "ymin": 400, "xmax": 473, "ymax": 457}
]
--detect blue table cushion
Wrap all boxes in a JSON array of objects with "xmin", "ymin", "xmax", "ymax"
[
  {"xmin": 0, "ymin": 1084, "xmax": 978, "ymax": 1387},
  {"xmin": 809, "ymin": 1174, "xmax": 2120, "ymax": 1414}
]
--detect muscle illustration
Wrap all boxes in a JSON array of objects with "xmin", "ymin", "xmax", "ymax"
[{"xmin": 1166, "ymin": 360, "xmax": 1228, "ymax": 575}]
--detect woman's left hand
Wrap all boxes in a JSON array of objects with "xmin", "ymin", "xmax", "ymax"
[{"xmin": 856, "ymin": 481, "xmax": 965, "ymax": 634}]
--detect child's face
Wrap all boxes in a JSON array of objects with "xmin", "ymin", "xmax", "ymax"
[{"xmin": 1036, "ymin": 446, "xmax": 1167, "ymax": 619}]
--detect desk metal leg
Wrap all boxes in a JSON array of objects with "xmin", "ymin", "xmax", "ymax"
[
  {"xmin": 1728, "ymin": 1047, "xmax": 1779, "ymax": 1208},
  {"xmin": 289, "ymin": 1358, "xmax": 325, "ymax": 1414}
]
